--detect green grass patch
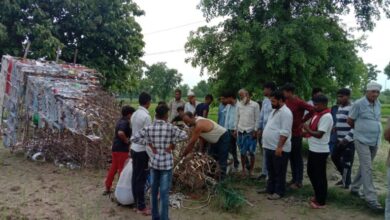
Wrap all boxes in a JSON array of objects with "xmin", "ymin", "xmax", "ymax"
[
  {"xmin": 212, "ymin": 177, "xmax": 260, "ymax": 213},
  {"xmin": 289, "ymin": 184, "xmax": 385, "ymax": 216}
]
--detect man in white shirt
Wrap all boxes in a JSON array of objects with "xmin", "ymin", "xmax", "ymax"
[
  {"xmin": 184, "ymin": 91, "xmax": 199, "ymax": 114},
  {"xmin": 235, "ymin": 89, "xmax": 260, "ymax": 177},
  {"xmin": 303, "ymin": 95, "xmax": 333, "ymax": 209},
  {"xmin": 257, "ymin": 90, "xmax": 292, "ymax": 200},
  {"xmin": 168, "ymin": 89, "xmax": 185, "ymax": 122},
  {"xmin": 257, "ymin": 82, "xmax": 277, "ymax": 180},
  {"xmin": 131, "ymin": 92, "xmax": 152, "ymax": 216}
]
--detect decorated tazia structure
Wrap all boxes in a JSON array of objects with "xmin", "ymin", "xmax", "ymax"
[{"xmin": 0, "ymin": 55, "xmax": 118, "ymax": 168}]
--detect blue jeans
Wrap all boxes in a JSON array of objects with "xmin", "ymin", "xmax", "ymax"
[
  {"xmin": 151, "ymin": 169, "xmax": 172, "ymax": 220},
  {"xmin": 386, "ymin": 167, "xmax": 390, "ymax": 220}
]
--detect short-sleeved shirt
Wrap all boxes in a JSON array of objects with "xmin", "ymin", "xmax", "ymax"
[
  {"xmin": 308, "ymin": 113, "xmax": 333, "ymax": 153},
  {"xmin": 348, "ymin": 97, "xmax": 381, "ymax": 146},
  {"xmin": 184, "ymin": 101, "xmax": 199, "ymax": 114},
  {"xmin": 131, "ymin": 120, "xmax": 188, "ymax": 170},
  {"xmin": 168, "ymin": 99, "xmax": 185, "ymax": 122},
  {"xmin": 195, "ymin": 103, "xmax": 210, "ymax": 117},
  {"xmin": 130, "ymin": 106, "xmax": 152, "ymax": 152},
  {"xmin": 112, "ymin": 117, "xmax": 131, "ymax": 152}
]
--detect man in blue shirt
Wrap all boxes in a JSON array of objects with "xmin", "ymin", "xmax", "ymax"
[
  {"xmin": 348, "ymin": 82, "xmax": 382, "ymax": 211},
  {"xmin": 217, "ymin": 96, "xmax": 228, "ymax": 126},
  {"xmin": 195, "ymin": 94, "xmax": 214, "ymax": 118},
  {"xmin": 223, "ymin": 91, "xmax": 239, "ymax": 170},
  {"xmin": 257, "ymin": 82, "xmax": 277, "ymax": 180}
]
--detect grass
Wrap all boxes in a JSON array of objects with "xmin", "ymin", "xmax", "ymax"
[{"xmin": 289, "ymin": 184, "xmax": 385, "ymax": 215}]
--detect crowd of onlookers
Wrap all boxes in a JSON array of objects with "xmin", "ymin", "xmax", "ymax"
[{"xmin": 102, "ymin": 80, "xmax": 390, "ymax": 220}]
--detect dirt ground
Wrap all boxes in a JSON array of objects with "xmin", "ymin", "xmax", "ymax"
[{"xmin": 0, "ymin": 145, "xmax": 387, "ymax": 220}]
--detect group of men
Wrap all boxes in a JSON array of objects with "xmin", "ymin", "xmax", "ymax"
[
  {"xmin": 103, "ymin": 80, "xmax": 386, "ymax": 220},
  {"xmin": 217, "ymin": 81, "xmax": 384, "ymax": 210}
]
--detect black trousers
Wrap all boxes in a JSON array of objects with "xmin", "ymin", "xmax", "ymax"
[
  {"xmin": 228, "ymin": 130, "xmax": 239, "ymax": 168},
  {"xmin": 131, "ymin": 150, "xmax": 149, "ymax": 210},
  {"xmin": 290, "ymin": 136, "xmax": 303, "ymax": 184},
  {"xmin": 307, "ymin": 151, "xmax": 329, "ymax": 205},
  {"xmin": 265, "ymin": 149, "xmax": 290, "ymax": 196},
  {"xmin": 331, "ymin": 142, "xmax": 355, "ymax": 187}
]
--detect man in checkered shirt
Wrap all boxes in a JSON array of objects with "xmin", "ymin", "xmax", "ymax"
[{"xmin": 132, "ymin": 103, "xmax": 188, "ymax": 220}]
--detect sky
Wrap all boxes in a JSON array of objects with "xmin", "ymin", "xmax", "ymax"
[{"xmin": 134, "ymin": 0, "xmax": 390, "ymax": 90}]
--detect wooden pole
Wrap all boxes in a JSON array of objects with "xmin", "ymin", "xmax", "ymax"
[
  {"xmin": 23, "ymin": 41, "xmax": 31, "ymax": 59},
  {"xmin": 56, "ymin": 46, "xmax": 61, "ymax": 63},
  {"xmin": 73, "ymin": 48, "xmax": 78, "ymax": 65}
]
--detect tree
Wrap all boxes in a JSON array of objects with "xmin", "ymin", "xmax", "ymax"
[
  {"xmin": 177, "ymin": 84, "xmax": 190, "ymax": 98},
  {"xmin": 185, "ymin": 0, "xmax": 390, "ymax": 98},
  {"xmin": 0, "ymin": 0, "xmax": 144, "ymax": 92},
  {"xmin": 385, "ymin": 62, "xmax": 390, "ymax": 79},
  {"xmin": 192, "ymin": 80, "xmax": 210, "ymax": 98},
  {"xmin": 360, "ymin": 63, "xmax": 381, "ymax": 92},
  {"xmin": 143, "ymin": 63, "xmax": 182, "ymax": 101}
]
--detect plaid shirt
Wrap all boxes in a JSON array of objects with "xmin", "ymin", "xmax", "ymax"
[{"xmin": 131, "ymin": 119, "xmax": 188, "ymax": 170}]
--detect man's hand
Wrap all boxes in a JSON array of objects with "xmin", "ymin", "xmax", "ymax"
[
  {"xmin": 302, "ymin": 123, "xmax": 310, "ymax": 131},
  {"xmin": 258, "ymin": 130, "xmax": 263, "ymax": 138},
  {"xmin": 275, "ymin": 146, "xmax": 283, "ymax": 157},
  {"xmin": 233, "ymin": 131, "xmax": 238, "ymax": 138},
  {"xmin": 165, "ymin": 144, "xmax": 175, "ymax": 153},
  {"xmin": 148, "ymin": 143, "xmax": 157, "ymax": 154},
  {"xmin": 339, "ymin": 139, "xmax": 348, "ymax": 146},
  {"xmin": 252, "ymin": 131, "xmax": 258, "ymax": 139}
]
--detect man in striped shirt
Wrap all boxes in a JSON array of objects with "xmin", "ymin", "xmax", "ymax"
[{"xmin": 331, "ymin": 88, "xmax": 354, "ymax": 188}]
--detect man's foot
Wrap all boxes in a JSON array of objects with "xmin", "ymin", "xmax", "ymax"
[
  {"xmin": 350, "ymin": 190, "xmax": 365, "ymax": 199},
  {"xmin": 136, "ymin": 207, "xmax": 152, "ymax": 216},
  {"xmin": 310, "ymin": 201, "xmax": 326, "ymax": 209},
  {"xmin": 267, "ymin": 193, "xmax": 282, "ymax": 200},
  {"xmin": 102, "ymin": 190, "xmax": 112, "ymax": 196},
  {"xmin": 289, "ymin": 183, "xmax": 302, "ymax": 190},
  {"xmin": 256, "ymin": 174, "xmax": 267, "ymax": 181},
  {"xmin": 256, "ymin": 188, "xmax": 270, "ymax": 194},
  {"xmin": 309, "ymin": 197, "xmax": 316, "ymax": 203},
  {"xmin": 367, "ymin": 201, "xmax": 384, "ymax": 212}
]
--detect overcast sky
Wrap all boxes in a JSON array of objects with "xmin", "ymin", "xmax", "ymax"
[{"xmin": 134, "ymin": 0, "xmax": 390, "ymax": 90}]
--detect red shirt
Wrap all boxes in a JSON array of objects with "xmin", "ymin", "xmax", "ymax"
[{"xmin": 285, "ymin": 97, "xmax": 315, "ymax": 137}]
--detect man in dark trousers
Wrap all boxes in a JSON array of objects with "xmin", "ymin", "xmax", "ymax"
[
  {"xmin": 131, "ymin": 92, "xmax": 152, "ymax": 216},
  {"xmin": 282, "ymin": 83, "xmax": 315, "ymax": 189},
  {"xmin": 331, "ymin": 88, "xmax": 355, "ymax": 188}
]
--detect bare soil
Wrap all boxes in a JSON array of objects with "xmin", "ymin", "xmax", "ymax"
[{"xmin": 0, "ymin": 145, "xmax": 386, "ymax": 220}]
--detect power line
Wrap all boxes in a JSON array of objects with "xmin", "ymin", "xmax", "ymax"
[
  {"xmin": 144, "ymin": 20, "xmax": 206, "ymax": 35},
  {"xmin": 144, "ymin": 49, "xmax": 185, "ymax": 56}
]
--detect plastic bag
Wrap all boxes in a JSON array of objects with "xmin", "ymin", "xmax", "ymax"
[{"xmin": 114, "ymin": 159, "xmax": 134, "ymax": 205}]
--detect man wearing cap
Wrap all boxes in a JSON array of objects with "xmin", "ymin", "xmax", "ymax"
[
  {"xmin": 184, "ymin": 91, "xmax": 199, "ymax": 114},
  {"xmin": 347, "ymin": 82, "xmax": 383, "ymax": 211}
]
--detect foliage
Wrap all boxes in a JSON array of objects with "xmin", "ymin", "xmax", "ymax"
[
  {"xmin": 385, "ymin": 61, "xmax": 390, "ymax": 79},
  {"xmin": 141, "ymin": 62, "xmax": 183, "ymax": 101},
  {"xmin": 185, "ymin": 0, "xmax": 390, "ymax": 98},
  {"xmin": 0, "ymin": 0, "xmax": 144, "ymax": 92},
  {"xmin": 380, "ymin": 90, "xmax": 390, "ymax": 104},
  {"xmin": 192, "ymin": 80, "xmax": 211, "ymax": 98},
  {"xmin": 360, "ymin": 63, "xmax": 381, "ymax": 92},
  {"xmin": 177, "ymin": 84, "xmax": 190, "ymax": 98}
]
